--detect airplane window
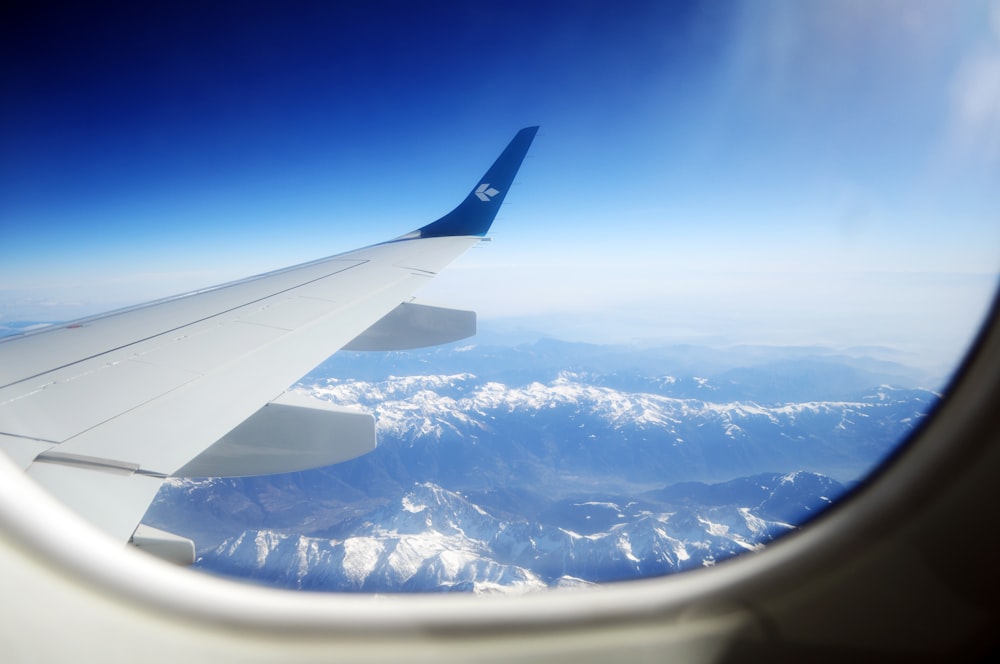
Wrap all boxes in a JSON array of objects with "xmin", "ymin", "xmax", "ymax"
[{"xmin": 2, "ymin": 0, "xmax": 998, "ymax": 600}]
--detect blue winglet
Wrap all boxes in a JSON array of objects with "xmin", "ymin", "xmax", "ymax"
[{"xmin": 416, "ymin": 126, "xmax": 538, "ymax": 238}]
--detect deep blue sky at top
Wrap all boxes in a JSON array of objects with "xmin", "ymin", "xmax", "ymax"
[
  {"xmin": 3, "ymin": 1, "xmax": 717, "ymax": 247},
  {"xmin": 2, "ymin": 1, "xmax": 998, "ymax": 372}
]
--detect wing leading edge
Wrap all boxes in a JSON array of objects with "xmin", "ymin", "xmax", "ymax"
[{"xmin": 0, "ymin": 127, "xmax": 538, "ymax": 562}]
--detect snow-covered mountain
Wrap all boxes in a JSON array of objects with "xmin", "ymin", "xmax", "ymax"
[
  {"xmin": 188, "ymin": 473, "xmax": 827, "ymax": 593},
  {"xmin": 143, "ymin": 340, "xmax": 936, "ymax": 593},
  {"xmin": 294, "ymin": 370, "xmax": 932, "ymax": 490}
]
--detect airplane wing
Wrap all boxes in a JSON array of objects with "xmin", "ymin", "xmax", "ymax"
[{"xmin": 0, "ymin": 126, "xmax": 538, "ymax": 562}]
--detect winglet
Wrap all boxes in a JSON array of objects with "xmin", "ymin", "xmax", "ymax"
[{"xmin": 415, "ymin": 126, "xmax": 538, "ymax": 238}]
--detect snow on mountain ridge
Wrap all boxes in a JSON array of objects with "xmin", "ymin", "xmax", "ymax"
[
  {"xmin": 293, "ymin": 374, "xmax": 923, "ymax": 447},
  {"xmin": 201, "ymin": 482, "xmax": 551, "ymax": 593},
  {"xmin": 195, "ymin": 479, "xmax": 808, "ymax": 592}
]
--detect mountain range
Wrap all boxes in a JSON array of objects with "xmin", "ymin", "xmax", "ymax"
[{"xmin": 143, "ymin": 340, "xmax": 938, "ymax": 593}]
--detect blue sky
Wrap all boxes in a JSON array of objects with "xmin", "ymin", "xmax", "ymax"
[{"xmin": 2, "ymin": 1, "xmax": 998, "ymax": 376}]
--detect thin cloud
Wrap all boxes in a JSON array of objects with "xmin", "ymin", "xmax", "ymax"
[{"xmin": 947, "ymin": 2, "xmax": 1000, "ymax": 165}]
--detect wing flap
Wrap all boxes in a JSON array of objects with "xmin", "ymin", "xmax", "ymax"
[
  {"xmin": 25, "ymin": 461, "xmax": 165, "ymax": 543},
  {"xmin": 173, "ymin": 392, "xmax": 375, "ymax": 478},
  {"xmin": 344, "ymin": 301, "xmax": 475, "ymax": 351},
  {"xmin": 130, "ymin": 524, "xmax": 196, "ymax": 566}
]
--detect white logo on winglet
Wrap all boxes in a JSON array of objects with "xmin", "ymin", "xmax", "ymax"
[{"xmin": 475, "ymin": 183, "xmax": 500, "ymax": 202}]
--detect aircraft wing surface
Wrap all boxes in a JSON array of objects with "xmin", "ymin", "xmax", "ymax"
[{"xmin": 0, "ymin": 127, "xmax": 538, "ymax": 559}]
